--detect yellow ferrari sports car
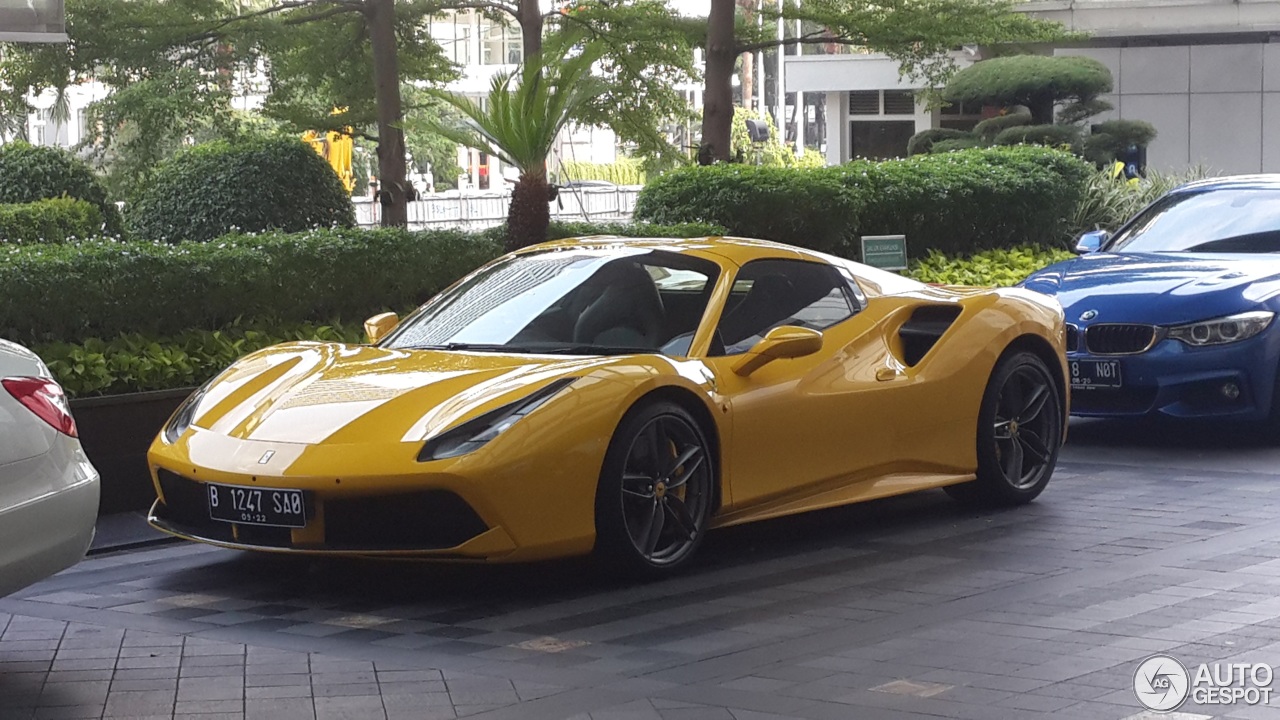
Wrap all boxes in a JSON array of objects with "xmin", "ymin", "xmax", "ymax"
[{"xmin": 148, "ymin": 236, "xmax": 1068, "ymax": 576}]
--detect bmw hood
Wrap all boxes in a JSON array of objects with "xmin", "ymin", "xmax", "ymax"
[
  {"xmin": 1021, "ymin": 252, "xmax": 1280, "ymax": 325},
  {"xmin": 187, "ymin": 342, "xmax": 618, "ymax": 446}
]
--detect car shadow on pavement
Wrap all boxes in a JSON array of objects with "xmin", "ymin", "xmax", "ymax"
[{"xmin": 150, "ymin": 489, "xmax": 1019, "ymax": 606}]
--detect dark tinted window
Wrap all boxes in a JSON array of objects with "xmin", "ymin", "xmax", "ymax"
[{"xmin": 713, "ymin": 259, "xmax": 856, "ymax": 356}]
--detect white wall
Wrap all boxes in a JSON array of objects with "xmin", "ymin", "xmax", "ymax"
[{"xmin": 1056, "ymin": 44, "xmax": 1280, "ymax": 174}]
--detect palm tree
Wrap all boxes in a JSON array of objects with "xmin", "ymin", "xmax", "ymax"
[{"xmin": 427, "ymin": 39, "xmax": 604, "ymax": 252}]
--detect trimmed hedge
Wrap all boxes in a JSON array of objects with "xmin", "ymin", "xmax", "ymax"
[
  {"xmin": 0, "ymin": 142, "xmax": 123, "ymax": 235},
  {"xmin": 36, "ymin": 321, "xmax": 365, "ymax": 398},
  {"xmin": 0, "ymin": 198, "xmax": 103, "ymax": 244},
  {"xmin": 994, "ymin": 124, "xmax": 1083, "ymax": 151},
  {"xmin": 635, "ymin": 146, "xmax": 1093, "ymax": 258},
  {"xmin": 630, "ymin": 163, "xmax": 861, "ymax": 255},
  {"xmin": 127, "ymin": 136, "xmax": 356, "ymax": 243},
  {"xmin": 0, "ymin": 228, "xmax": 497, "ymax": 346},
  {"xmin": 0, "ymin": 221, "xmax": 728, "ymax": 347}
]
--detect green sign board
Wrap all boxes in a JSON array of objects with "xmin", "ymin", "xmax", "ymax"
[{"xmin": 860, "ymin": 234, "xmax": 908, "ymax": 271}]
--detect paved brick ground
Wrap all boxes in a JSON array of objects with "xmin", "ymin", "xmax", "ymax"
[{"xmin": 4, "ymin": 418, "xmax": 1280, "ymax": 719}]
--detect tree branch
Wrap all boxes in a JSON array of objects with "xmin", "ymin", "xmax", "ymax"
[{"xmin": 735, "ymin": 34, "xmax": 863, "ymax": 54}]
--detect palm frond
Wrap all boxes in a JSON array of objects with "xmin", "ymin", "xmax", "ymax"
[{"xmin": 422, "ymin": 41, "xmax": 607, "ymax": 177}]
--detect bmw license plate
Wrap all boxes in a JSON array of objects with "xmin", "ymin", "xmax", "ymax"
[
  {"xmin": 1070, "ymin": 359, "xmax": 1122, "ymax": 390},
  {"xmin": 207, "ymin": 483, "xmax": 306, "ymax": 527}
]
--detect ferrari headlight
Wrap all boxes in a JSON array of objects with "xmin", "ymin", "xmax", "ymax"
[
  {"xmin": 1167, "ymin": 311, "xmax": 1274, "ymax": 347},
  {"xmin": 163, "ymin": 380, "xmax": 214, "ymax": 444},
  {"xmin": 418, "ymin": 377, "xmax": 577, "ymax": 462}
]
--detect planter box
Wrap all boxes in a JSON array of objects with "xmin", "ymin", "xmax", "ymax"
[{"xmin": 71, "ymin": 388, "xmax": 193, "ymax": 515}]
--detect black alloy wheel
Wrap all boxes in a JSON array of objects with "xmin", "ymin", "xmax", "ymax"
[
  {"xmin": 947, "ymin": 351, "xmax": 1062, "ymax": 506},
  {"xmin": 594, "ymin": 401, "xmax": 714, "ymax": 577}
]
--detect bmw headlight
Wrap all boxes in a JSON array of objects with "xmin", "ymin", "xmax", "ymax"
[
  {"xmin": 1167, "ymin": 311, "xmax": 1275, "ymax": 347},
  {"xmin": 163, "ymin": 380, "xmax": 214, "ymax": 444},
  {"xmin": 418, "ymin": 377, "xmax": 577, "ymax": 462}
]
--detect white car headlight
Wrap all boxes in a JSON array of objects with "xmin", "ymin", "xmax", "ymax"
[{"xmin": 1167, "ymin": 311, "xmax": 1274, "ymax": 347}]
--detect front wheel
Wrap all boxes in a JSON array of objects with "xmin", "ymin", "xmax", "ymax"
[
  {"xmin": 946, "ymin": 351, "xmax": 1063, "ymax": 506},
  {"xmin": 593, "ymin": 401, "xmax": 715, "ymax": 579}
]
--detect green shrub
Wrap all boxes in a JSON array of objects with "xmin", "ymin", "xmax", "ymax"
[
  {"xmin": 36, "ymin": 320, "xmax": 366, "ymax": 398},
  {"xmin": 973, "ymin": 111, "xmax": 1032, "ymax": 140},
  {"xmin": 0, "ymin": 228, "xmax": 500, "ymax": 345},
  {"xmin": 546, "ymin": 220, "xmax": 727, "ymax": 240},
  {"xmin": 0, "ymin": 142, "xmax": 123, "ymax": 235},
  {"xmin": 0, "ymin": 220, "xmax": 732, "ymax": 346},
  {"xmin": 633, "ymin": 163, "xmax": 860, "ymax": 255},
  {"xmin": 0, "ymin": 198, "xmax": 103, "ymax": 244},
  {"xmin": 838, "ymin": 146, "xmax": 1092, "ymax": 256},
  {"xmin": 557, "ymin": 158, "xmax": 647, "ymax": 185},
  {"xmin": 1069, "ymin": 166, "xmax": 1214, "ymax": 236},
  {"xmin": 127, "ymin": 136, "xmax": 356, "ymax": 243},
  {"xmin": 906, "ymin": 128, "xmax": 971, "ymax": 156},
  {"xmin": 636, "ymin": 146, "xmax": 1092, "ymax": 259},
  {"xmin": 994, "ymin": 124, "xmax": 1083, "ymax": 152},
  {"xmin": 907, "ymin": 246, "xmax": 1075, "ymax": 287},
  {"xmin": 930, "ymin": 138, "xmax": 982, "ymax": 153}
]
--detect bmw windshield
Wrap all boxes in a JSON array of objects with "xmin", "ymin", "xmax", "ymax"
[
  {"xmin": 381, "ymin": 248, "xmax": 720, "ymax": 356},
  {"xmin": 1107, "ymin": 188, "xmax": 1280, "ymax": 254}
]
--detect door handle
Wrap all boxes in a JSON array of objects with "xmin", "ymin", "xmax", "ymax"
[{"xmin": 876, "ymin": 366, "xmax": 903, "ymax": 382}]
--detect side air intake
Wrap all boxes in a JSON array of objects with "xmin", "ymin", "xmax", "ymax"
[{"xmin": 899, "ymin": 306, "xmax": 962, "ymax": 366}]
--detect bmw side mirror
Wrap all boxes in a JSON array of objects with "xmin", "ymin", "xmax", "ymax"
[
  {"xmin": 1075, "ymin": 230, "xmax": 1109, "ymax": 254},
  {"xmin": 364, "ymin": 312, "xmax": 399, "ymax": 344},
  {"xmin": 732, "ymin": 326, "xmax": 824, "ymax": 376}
]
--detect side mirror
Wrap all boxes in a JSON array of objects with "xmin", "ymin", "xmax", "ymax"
[
  {"xmin": 732, "ymin": 326, "xmax": 824, "ymax": 376},
  {"xmin": 1075, "ymin": 229, "xmax": 1109, "ymax": 254},
  {"xmin": 364, "ymin": 312, "xmax": 399, "ymax": 344}
]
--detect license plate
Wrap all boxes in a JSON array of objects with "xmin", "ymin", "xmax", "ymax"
[
  {"xmin": 1070, "ymin": 359, "xmax": 1122, "ymax": 389},
  {"xmin": 207, "ymin": 483, "xmax": 306, "ymax": 527}
]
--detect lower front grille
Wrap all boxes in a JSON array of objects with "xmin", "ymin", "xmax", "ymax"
[
  {"xmin": 1085, "ymin": 324, "xmax": 1158, "ymax": 355},
  {"xmin": 325, "ymin": 491, "xmax": 488, "ymax": 550}
]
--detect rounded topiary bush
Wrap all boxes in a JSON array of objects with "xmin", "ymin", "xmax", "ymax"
[
  {"xmin": 907, "ymin": 128, "xmax": 971, "ymax": 156},
  {"xmin": 0, "ymin": 141, "xmax": 122, "ymax": 235},
  {"xmin": 128, "ymin": 136, "xmax": 356, "ymax": 243},
  {"xmin": 995, "ymin": 124, "xmax": 1083, "ymax": 152}
]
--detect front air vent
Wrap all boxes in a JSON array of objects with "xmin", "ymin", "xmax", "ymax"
[
  {"xmin": 899, "ymin": 305, "xmax": 963, "ymax": 366},
  {"xmin": 1085, "ymin": 324, "xmax": 1158, "ymax": 355}
]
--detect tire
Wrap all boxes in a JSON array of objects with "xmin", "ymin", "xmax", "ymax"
[
  {"xmin": 593, "ymin": 401, "xmax": 715, "ymax": 579},
  {"xmin": 945, "ymin": 350, "xmax": 1063, "ymax": 506}
]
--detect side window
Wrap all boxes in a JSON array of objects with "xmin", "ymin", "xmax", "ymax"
[{"xmin": 713, "ymin": 259, "xmax": 856, "ymax": 356}]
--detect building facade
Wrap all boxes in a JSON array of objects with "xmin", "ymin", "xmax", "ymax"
[{"xmin": 789, "ymin": 0, "xmax": 1280, "ymax": 173}]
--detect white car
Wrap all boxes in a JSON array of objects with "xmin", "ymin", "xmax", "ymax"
[{"xmin": 0, "ymin": 339, "xmax": 99, "ymax": 597}]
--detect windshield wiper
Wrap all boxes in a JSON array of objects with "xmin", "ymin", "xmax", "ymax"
[{"xmin": 406, "ymin": 343, "xmax": 520, "ymax": 352}]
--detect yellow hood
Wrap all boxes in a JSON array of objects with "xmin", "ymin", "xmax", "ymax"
[{"xmin": 191, "ymin": 342, "xmax": 616, "ymax": 446}]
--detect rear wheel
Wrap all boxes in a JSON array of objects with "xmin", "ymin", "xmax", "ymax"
[
  {"xmin": 593, "ymin": 401, "xmax": 714, "ymax": 578},
  {"xmin": 946, "ymin": 351, "xmax": 1063, "ymax": 506}
]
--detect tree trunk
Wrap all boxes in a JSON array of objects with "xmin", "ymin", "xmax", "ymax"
[
  {"xmin": 367, "ymin": 0, "xmax": 408, "ymax": 228},
  {"xmin": 737, "ymin": 0, "xmax": 755, "ymax": 108},
  {"xmin": 700, "ymin": 0, "xmax": 736, "ymax": 165},
  {"xmin": 507, "ymin": 172, "xmax": 550, "ymax": 252},
  {"xmin": 519, "ymin": 0, "xmax": 542, "ymax": 59},
  {"xmin": 1028, "ymin": 94, "xmax": 1055, "ymax": 126}
]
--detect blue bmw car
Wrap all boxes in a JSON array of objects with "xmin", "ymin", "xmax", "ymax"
[{"xmin": 1022, "ymin": 175, "xmax": 1280, "ymax": 422}]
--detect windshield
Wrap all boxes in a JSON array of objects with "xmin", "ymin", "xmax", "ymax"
[
  {"xmin": 1108, "ymin": 188, "xmax": 1280, "ymax": 253},
  {"xmin": 382, "ymin": 248, "xmax": 720, "ymax": 356}
]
